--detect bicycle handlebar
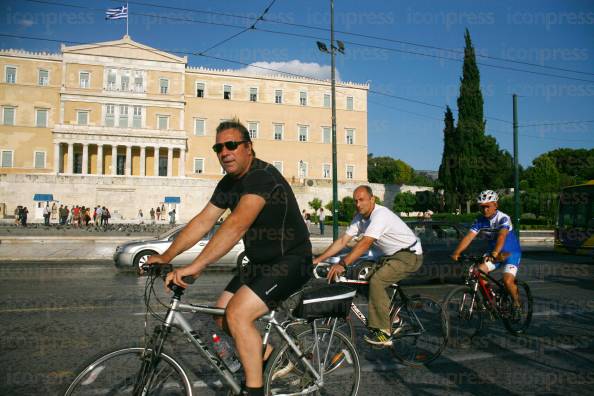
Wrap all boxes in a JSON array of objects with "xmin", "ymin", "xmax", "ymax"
[{"xmin": 141, "ymin": 263, "xmax": 196, "ymax": 289}]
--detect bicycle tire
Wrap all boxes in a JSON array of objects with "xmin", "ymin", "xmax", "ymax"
[
  {"xmin": 390, "ymin": 295, "xmax": 448, "ymax": 366},
  {"xmin": 63, "ymin": 347, "xmax": 192, "ymax": 396},
  {"xmin": 501, "ymin": 280, "xmax": 533, "ymax": 335},
  {"xmin": 263, "ymin": 325, "xmax": 360, "ymax": 396},
  {"xmin": 444, "ymin": 286, "xmax": 484, "ymax": 348}
]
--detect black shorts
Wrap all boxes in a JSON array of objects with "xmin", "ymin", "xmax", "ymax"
[{"xmin": 224, "ymin": 255, "xmax": 312, "ymax": 309}]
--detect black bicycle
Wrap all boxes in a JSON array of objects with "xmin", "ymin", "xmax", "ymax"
[
  {"xmin": 313, "ymin": 261, "xmax": 449, "ymax": 367},
  {"xmin": 443, "ymin": 255, "xmax": 533, "ymax": 348}
]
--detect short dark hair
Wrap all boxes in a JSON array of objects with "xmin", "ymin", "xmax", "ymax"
[
  {"xmin": 355, "ymin": 185, "xmax": 373, "ymax": 197},
  {"xmin": 215, "ymin": 119, "xmax": 255, "ymax": 156}
]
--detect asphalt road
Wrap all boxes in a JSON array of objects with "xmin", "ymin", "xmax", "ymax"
[{"xmin": 1, "ymin": 252, "xmax": 593, "ymax": 395}]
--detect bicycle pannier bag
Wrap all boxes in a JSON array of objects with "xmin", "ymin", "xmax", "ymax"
[{"xmin": 293, "ymin": 285, "xmax": 356, "ymax": 320}]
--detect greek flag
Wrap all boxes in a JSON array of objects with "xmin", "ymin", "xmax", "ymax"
[{"xmin": 106, "ymin": 5, "xmax": 128, "ymax": 20}]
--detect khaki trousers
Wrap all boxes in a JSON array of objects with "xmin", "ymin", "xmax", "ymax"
[{"xmin": 368, "ymin": 251, "xmax": 423, "ymax": 331}]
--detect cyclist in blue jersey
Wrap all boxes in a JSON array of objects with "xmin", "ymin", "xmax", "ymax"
[{"xmin": 451, "ymin": 190, "xmax": 523, "ymax": 320}]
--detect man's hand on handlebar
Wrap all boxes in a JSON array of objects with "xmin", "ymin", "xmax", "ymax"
[
  {"xmin": 450, "ymin": 253, "xmax": 461, "ymax": 262},
  {"xmin": 164, "ymin": 266, "xmax": 198, "ymax": 290},
  {"xmin": 326, "ymin": 264, "xmax": 345, "ymax": 284},
  {"xmin": 146, "ymin": 253, "xmax": 170, "ymax": 266}
]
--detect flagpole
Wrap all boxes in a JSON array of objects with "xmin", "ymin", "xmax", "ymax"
[{"xmin": 126, "ymin": 2, "xmax": 129, "ymax": 36}]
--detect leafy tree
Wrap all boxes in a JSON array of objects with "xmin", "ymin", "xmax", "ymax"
[
  {"xmin": 308, "ymin": 198, "xmax": 322, "ymax": 211},
  {"xmin": 393, "ymin": 192, "xmax": 416, "ymax": 216},
  {"xmin": 368, "ymin": 154, "xmax": 413, "ymax": 184},
  {"xmin": 414, "ymin": 190, "xmax": 439, "ymax": 213},
  {"xmin": 523, "ymin": 155, "xmax": 561, "ymax": 193},
  {"xmin": 324, "ymin": 196, "xmax": 357, "ymax": 222},
  {"xmin": 438, "ymin": 106, "xmax": 459, "ymax": 210}
]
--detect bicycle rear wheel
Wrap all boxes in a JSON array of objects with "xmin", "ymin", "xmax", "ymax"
[
  {"xmin": 264, "ymin": 325, "xmax": 360, "ymax": 396},
  {"xmin": 64, "ymin": 347, "xmax": 191, "ymax": 396},
  {"xmin": 444, "ymin": 286, "xmax": 484, "ymax": 348},
  {"xmin": 390, "ymin": 296, "xmax": 448, "ymax": 366},
  {"xmin": 501, "ymin": 280, "xmax": 533, "ymax": 335}
]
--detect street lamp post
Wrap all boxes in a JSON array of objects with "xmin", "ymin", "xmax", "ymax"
[{"xmin": 317, "ymin": 0, "xmax": 344, "ymax": 241}]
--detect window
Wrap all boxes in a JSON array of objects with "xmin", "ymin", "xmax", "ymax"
[
  {"xmin": 250, "ymin": 87, "xmax": 258, "ymax": 102},
  {"xmin": 5, "ymin": 66, "xmax": 16, "ymax": 84},
  {"xmin": 105, "ymin": 104, "xmax": 115, "ymax": 127},
  {"xmin": 118, "ymin": 105, "xmax": 128, "ymax": 128},
  {"xmin": 346, "ymin": 96, "xmax": 354, "ymax": 111},
  {"xmin": 323, "ymin": 164, "xmax": 331, "ymax": 179},
  {"xmin": 346, "ymin": 128, "xmax": 355, "ymax": 145},
  {"xmin": 248, "ymin": 122, "xmax": 258, "ymax": 139},
  {"xmin": 273, "ymin": 161, "xmax": 283, "ymax": 174},
  {"xmin": 38, "ymin": 69, "xmax": 49, "ymax": 86},
  {"xmin": 193, "ymin": 158, "xmax": 204, "ymax": 174},
  {"xmin": 132, "ymin": 106, "xmax": 142, "ymax": 128},
  {"xmin": 77, "ymin": 111, "xmax": 89, "ymax": 125},
  {"xmin": 223, "ymin": 85, "xmax": 231, "ymax": 100},
  {"xmin": 274, "ymin": 123, "xmax": 283, "ymax": 141},
  {"xmin": 322, "ymin": 127, "xmax": 331, "ymax": 144},
  {"xmin": 323, "ymin": 94, "xmax": 331, "ymax": 108},
  {"xmin": 196, "ymin": 82, "xmax": 205, "ymax": 98},
  {"xmin": 298, "ymin": 125, "xmax": 308, "ymax": 142},
  {"xmin": 79, "ymin": 72, "xmax": 90, "ymax": 88},
  {"xmin": 157, "ymin": 115, "xmax": 169, "ymax": 130},
  {"xmin": 194, "ymin": 118, "xmax": 205, "ymax": 136},
  {"xmin": 34, "ymin": 151, "xmax": 46, "ymax": 169},
  {"xmin": 275, "ymin": 89, "xmax": 283, "ymax": 104},
  {"xmin": 298, "ymin": 161, "xmax": 308, "ymax": 178},
  {"xmin": 1, "ymin": 150, "xmax": 13, "ymax": 167},
  {"xmin": 299, "ymin": 91, "xmax": 307, "ymax": 106},
  {"xmin": 121, "ymin": 74, "xmax": 129, "ymax": 91},
  {"xmin": 346, "ymin": 165, "xmax": 354, "ymax": 180},
  {"xmin": 35, "ymin": 109, "xmax": 48, "ymax": 127},
  {"xmin": 134, "ymin": 73, "xmax": 143, "ymax": 92},
  {"xmin": 107, "ymin": 69, "xmax": 116, "ymax": 90},
  {"xmin": 160, "ymin": 78, "xmax": 169, "ymax": 94},
  {"xmin": 2, "ymin": 107, "xmax": 15, "ymax": 125}
]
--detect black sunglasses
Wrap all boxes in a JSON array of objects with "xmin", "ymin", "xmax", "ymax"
[{"xmin": 212, "ymin": 140, "xmax": 249, "ymax": 153}]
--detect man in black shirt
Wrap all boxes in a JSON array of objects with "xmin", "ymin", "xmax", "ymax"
[{"xmin": 148, "ymin": 120, "xmax": 311, "ymax": 396}]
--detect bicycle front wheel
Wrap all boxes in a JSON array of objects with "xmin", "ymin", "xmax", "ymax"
[
  {"xmin": 444, "ymin": 286, "xmax": 484, "ymax": 348},
  {"xmin": 501, "ymin": 280, "xmax": 533, "ymax": 335},
  {"xmin": 390, "ymin": 295, "xmax": 448, "ymax": 366},
  {"xmin": 64, "ymin": 347, "xmax": 192, "ymax": 396},
  {"xmin": 264, "ymin": 325, "xmax": 360, "ymax": 396}
]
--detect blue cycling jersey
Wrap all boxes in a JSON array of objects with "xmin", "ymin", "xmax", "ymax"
[{"xmin": 470, "ymin": 210, "xmax": 521, "ymax": 253}]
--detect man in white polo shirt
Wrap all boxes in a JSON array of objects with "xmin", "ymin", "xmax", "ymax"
[{"xmin": 313, "ymin": 185, "xmax": 423, "ymax": 346}]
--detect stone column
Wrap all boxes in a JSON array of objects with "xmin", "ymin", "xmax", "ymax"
[
  {"xmin": 178, "ymin": 148, "xmax": 186, "ymax": 177},
  {"xmin": 125, "ymin": 145, "xmax": 132, "ymax": 176},
  {"xmin": 53, "ymin": 143, "xmax": 60, "ymax": 174},
  {"xmin": 167, "ymin": 147, "xmax": 173, "ymax": 177},
  {"xmin": 82, "ymin": 143, "xmax": 89, "ymax": 175},
  {"xmin": 97, "ymin": 144, "xmax": 103, "ymax": 175},
  {"xmin": 140, "ymin": 146, "xmax": 146, "ymax": 177},
  {"xmin": 154, "ymin": 146, "xmax": 160, "ymax": 177},
  {"xmin": 111, "ymin": 145, "xmax": 117, "ymax": 175},
  {"xmin": 67, "ymin": 143, "xmax": 74, "ymax": 174}
]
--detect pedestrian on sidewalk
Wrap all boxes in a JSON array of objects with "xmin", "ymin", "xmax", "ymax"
[
  {"xmin": 21, "ymin": 207, "xmax": 28, "ymax": 227},
  {"xmin": 51, "ymin": 202, "xmax": 57, "ymax": 223},
  {"xmin": 156, "ymin": 206, "xmax": 161, "ymax": 221},
  {"xmin": 318, "ymin": 207, "xmax": 326, "ymax": 235},
  {"xmin": 43, "ymin": 203, "xmax": 51, "ymax": 226},
  {"xmin": 150, "ymin": 208, "xmax": 155, "ymax": 223}
]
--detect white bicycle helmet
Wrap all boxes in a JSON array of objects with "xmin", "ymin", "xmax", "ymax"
[{"xmin": 477, "ymin": 190, "xmax": 499, "ymax": 204}]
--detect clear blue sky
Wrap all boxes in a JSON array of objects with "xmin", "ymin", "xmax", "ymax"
[{"xmin": 2, "ymin": 0, "xmax": 593, "ymax": 171}]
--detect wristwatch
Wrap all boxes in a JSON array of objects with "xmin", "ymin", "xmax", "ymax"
[{"xmin": 338, "ymin": 258, "xmax": 347, "ymax": 268}]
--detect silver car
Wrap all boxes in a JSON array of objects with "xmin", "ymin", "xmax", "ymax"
[{"xmin": 114, "ymin": 224, "xmax": 245, "ymax": 274}]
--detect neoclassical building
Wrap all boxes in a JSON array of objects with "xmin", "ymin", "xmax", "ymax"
[{"xmin": 0, "ymin": 36, "xmax": 368, "ymax": 221}]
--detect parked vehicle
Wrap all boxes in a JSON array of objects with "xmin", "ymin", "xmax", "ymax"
[{"xmin": 114, "ymin": 224, "xmax": 244, "ymax": 274}]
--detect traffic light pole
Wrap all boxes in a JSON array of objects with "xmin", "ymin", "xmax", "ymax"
[
  {"xmin": 330, "ymin": 0, "xmax": 339, "ymax": 241},
  {"xmin": 513, "ymin": 94, "xmax": 520, "ymax": 238}
]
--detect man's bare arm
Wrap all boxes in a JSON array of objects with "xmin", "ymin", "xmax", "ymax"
[
  {"xmin": 313, "ymin": 233, "xmax": 353, "ymax": 264},
  {"xmin": 451, "ymin": 232, "xmax": 477, "ymax": 260},
  {"xmin": 152, "ymin": 203, "xmax": 224, "ymax": 263},
  {"xmin": 492, "ymin": 228, "xmax": 509, "ymax": 258},
  {"xmin": 342, "ymin": 236, "xmax": 375, "ymax": 266}
]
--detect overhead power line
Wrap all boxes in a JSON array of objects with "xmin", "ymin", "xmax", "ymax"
[
  {"xmin": 19, "ymin": 0, "xmax": 594, "ymax": 83},
  {"xmin": 111, "ymin": 0, "xmax": 594, "ymax": 77},
  {"xmin": 519, "ymin": 120, "xmax": 594, "ymax": 128}
]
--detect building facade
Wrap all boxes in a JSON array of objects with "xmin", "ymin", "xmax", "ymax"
[{"xmin": 0, "ymin": 36, "xmax": 368, "ymax": 221}]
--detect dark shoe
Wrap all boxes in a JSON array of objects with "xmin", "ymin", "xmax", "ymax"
[{"xmin": 363, "ymin": 328, "xmax": 392, "ymax": 346}]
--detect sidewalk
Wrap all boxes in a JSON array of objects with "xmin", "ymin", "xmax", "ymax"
[{"xmin": 0, "ymin": 231, "xmax": 553, "ymax": 263}]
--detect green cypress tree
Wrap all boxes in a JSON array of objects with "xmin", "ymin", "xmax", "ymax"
[
  {"xmin": 438, "ymin": 106, "xmax": 457, "ymax": 210},
  {"xmin": 455, "ymin": 29, "xmax": 486, "ymax": 211}
]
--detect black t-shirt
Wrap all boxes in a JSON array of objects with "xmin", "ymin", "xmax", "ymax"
[{"xmin": 210, "ymin": 158, "xmax": 312, "ymax": 264}]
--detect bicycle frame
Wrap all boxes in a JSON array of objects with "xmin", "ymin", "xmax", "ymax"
[
  {"xmin": 466, "ymin": 265, "xmax": 506, "ymax": 316},
  {"xmin": 150, "ymin": 293, "xmax": 325, "ymax": 395}
]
